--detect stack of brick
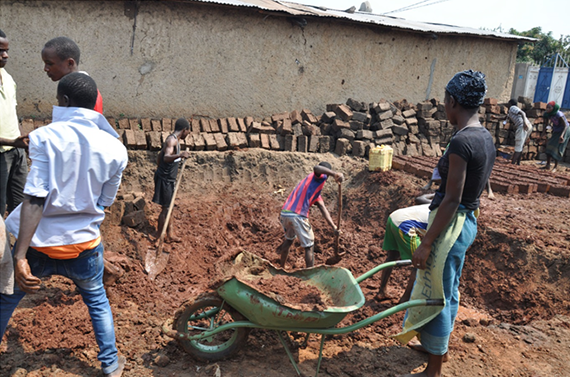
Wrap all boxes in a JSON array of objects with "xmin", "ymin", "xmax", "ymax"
[{"xmin": 19, "ymin": 95, "xmax": 570, "ymax": 163}]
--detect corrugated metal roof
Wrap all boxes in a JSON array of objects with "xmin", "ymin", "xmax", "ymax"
[{"xmin": 182, "ymin": 0, "xmax": 535, "ymax": 42}]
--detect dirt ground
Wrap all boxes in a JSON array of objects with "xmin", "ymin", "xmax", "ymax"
[{"xmin": 1, "ymin": 149, "xmax": 570, "ymax": 377}]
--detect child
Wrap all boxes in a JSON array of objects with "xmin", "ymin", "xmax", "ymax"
[
  {"xmin": 41, "ymin": 36, "xmax": 103, "ymax": 113},
  {"xmin": 278, "ymin": 162, "xmax": 343, "ymax": 268}
]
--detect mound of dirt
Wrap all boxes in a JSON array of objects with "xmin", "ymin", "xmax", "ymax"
[{"xmin": 2, "ymin": 149, "xmax": 570, "ymax": 377}]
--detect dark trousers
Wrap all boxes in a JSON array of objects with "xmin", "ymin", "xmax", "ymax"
[{"xmin": 0, "ymin": 148, "xmax": 28, "ymax": 216}]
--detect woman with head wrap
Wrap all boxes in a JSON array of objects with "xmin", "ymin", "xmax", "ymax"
[
  {"xmin": 396, "ymin": 70, "xmax": 496, "ymax": 377},
  {"xmin": 542, "ymin": 101, "xmax": 569, "ymax": 172}
]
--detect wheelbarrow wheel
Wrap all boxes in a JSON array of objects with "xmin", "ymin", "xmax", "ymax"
[{"xmin": 173, "ymin": 292, "xmax": 250, "ymax": 361}]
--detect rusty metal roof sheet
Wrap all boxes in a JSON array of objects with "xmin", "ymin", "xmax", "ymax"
[{"xmin": 182, "ymin": 0, "xmax": 535, "ymax": 42}]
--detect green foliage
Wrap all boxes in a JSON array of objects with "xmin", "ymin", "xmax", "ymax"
[{"xmin": 508, "ymin": 27, "xmax": 570, "ymax": 64}]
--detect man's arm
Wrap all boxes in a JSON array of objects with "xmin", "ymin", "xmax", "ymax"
[
  {"xmin": 13, "ymin": 195, "xmax": 44, "ymax": 293},
  {"xmin": 314, "ymin": 165, "xmax": 344, "ymax": 184},
  {"xmin": 0, "ymin": 135, "xmax": 29, "ymax": 149},
  {"xmin": 315, "ymin": 200, "xmax": 337, "ymax": 231},
  {"xmin": 161, "ymin": 136, "xmax": 190, "ymax": 164}
]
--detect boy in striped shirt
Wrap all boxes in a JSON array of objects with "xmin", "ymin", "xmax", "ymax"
[{"xmin": 278, "ymin": 162, "xmax": 343, "ymax": 268}]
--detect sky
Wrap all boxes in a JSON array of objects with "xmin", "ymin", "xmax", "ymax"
[{"xmin": 292, "ymin": 0, "xmax": 569, "ymax": 39}]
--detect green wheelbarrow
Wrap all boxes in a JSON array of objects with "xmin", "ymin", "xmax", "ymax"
[{"xmin": 162, "ymin": 251, "xmax": 443, "ymax": 377}]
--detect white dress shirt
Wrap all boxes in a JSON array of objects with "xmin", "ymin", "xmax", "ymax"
[{"xmin": 6, "ymin": 106, "xmax": 128, "ymax": 247}]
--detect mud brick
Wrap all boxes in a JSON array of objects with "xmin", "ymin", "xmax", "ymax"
[
  {"xmin": 375, "ymin": 129, "xmax": 394, "ymax": 139},
  {"xmin": 243, "ymin": 116, "xmax": 253, "ymax": 128},
  {"xmin": 405, "ymin": 143, "xmax": 420, "ymax": 156},
  {"xmin": 283, "ymin": 135, "xmax": 297, "ymax": 152},
  {"xmin": 320, "ymin": 111, "xmax": 336, "ymax": 123},
  {"xmin": 278, "ymin": 118, "xmax": 292, "ymax": 135},
  {"xmin": 292, "ymin": 123, "xmax": 303, "ymax": 137},
  {"xmin": 484, "ymin": 98, "xmax": 498, "ymax": 105},
  {"xmin": 236, "ymin": 133, "xmax": 248, "ymax": 148},
  {"xmin": 202, "ymin": 133, "xmax": 217, "ymax": 150},
  {"xmin": 160, "ymin": 118, "xmax": 171, "ymax": 132},
  {"xmin": 133, "ymin": 130, "xmax": 147, "ymax": 149},
  {"xmin": 289, "ymin": 110, "xmax": 302, "ymax": 125},
  {"xmin": 218, "ymin": 118, "xmax": 229, "ymax": 134},
  {"xmin": 417, "ymin": 165, "xmax": 433, "ymax": 179},
  {"xmin": 373, "ymin": 102, "xmax": 391, "ymax": 113},
  {"xmin": 122, "ymin": 129, "xmax": 136, "ymax": 148},
  {"xmin": 237, "ymin": 118, "xmax": 247, "ymax": 132},
  {"xmin": 485, "ymin": 105, "xmax": 501, "ymax": 114},
  {"xmin": 227, "ymin": 132, "xmax": 241, "ymax": 149},
  {"xmin": 209, "ymin": 119, "xmax": 220, "ymax": 133},
  {"xmin": 151, "ymin": 119, "xmax": 162, "ymax": 132},
  {"xmin": 118, "ymin": 118, "xmax": 130, "ymax": 130},
  {"xmin": 403, "ymin": 163, "xmax": 419, "ymax": 176},
  {"xmin": 20, "ymin": 118, "xmax": 35, "ymax": 135},
  {"xmin": 31, "ymin": 119, "xmax": 43, "ymax": 129},
  {"xmin": 190, "ymin": 119, "xmax": 200, "ymax": 134},
  {"xmin": 248, "ymin": 133, "xmax": 261, "ymax": 148},
  {"xmin": 335, "ymin": 138, "xmax": 350, "ymax": 156},
  {"xmin": 392, "ymin": 115, "xmax": 405, "ymax": 125},
  {"xmin": 380, "ymin": 119, "xmax": 394, "ymax": 130},
  {"xmin": 269, "ymin": 134, "xmax": 281, "ymax": 150},
  {"xmin": 271, "ymin": 112, "xmax": 289, "ymax": 123},
  {"xmin": 415, "ymin": 102, "xmax": 431, "ymax": 111},
  {"xmin": 352, "ymin": 112, "xmax": 369, "ymax": 124},
  {"xmin": 213, "ymin": 133, "xmax": 227, "ymax": 151},
  {"xmin": 346, "ymin": 98, "xmax": 364, "ymax": 112},
  {"xmin": 334, "ymin": 104, "xmax": 353, "ymax": 122},
  {"xmin": 146, "ymin": 131, "xmax": 162, "ymax": 150},
  {"xmin": 140, "ymin": 118, "xmax": 152, "ymax": 131},
  {"xmin": 356, "ymin": 130, "xmax": 374, "ymax": 140},
  {"xmin": 392, "ymin": 124, "xmax": 409, "ymax": 136},
  {"xmin": 402, "ymin": 109, "xmax": 416, "ymax": 118},
  {"xmin": 533, "ymin": 102, "xmax": 547, "ymax": 110},
  {"xmin": 332, "ymin": 119, "xmax": 351, "ymax": 134},
  {"xmin": 122, "ymin": 210, "xmax": 145, "ymax": 228},
  {"xmin": 132, "ymin": 196, "xmax": 146, "ymax": 211},
  {"xmin": 200, "ymin": 118, "xmax": 211, "ymax": 133},
  {"xmin": 294, "ymin": 135, "xmax": 307, "ymax": 152},
  {"xmin": 301, "ymin": 109, "xmax": 318, "ymax": 124},
  {"xmin": 378, "ymin": 110, "xmax": 393, "ymax": 121},
  {"xmin": 116, "ymin": 129, "xmax": 125, "ymax": 140},
  {"xmin": 227, "ymin": 117, "xmax": 239, "ymax": 132},
  {"xmin": 302, "ymin": 122, "xmax": 320, "ymax": 136},
  {"xmin": 192, "ymin": 134, "xmax": 205, "ymax": 151},
  {"xmin": 337, "ymin": 128, "xmax": 355, "ymax": 141},
  {"xmin": 129, "ymin": 118, "xmax": 140, "ymax": 131},
  {"xmin": 349, "ymin": 120, "xmax": 364, "ymax": 131},
  {"xmin": 490, "ymin": 181, "xmax": 518, "ymax": 194},
  {"xmin": 318, "ymin": 135, "xmax": 333, "ymax": 153},
  {"xmin": 391, "ymin": 158, "xmax": 407, "ymax": 170},
  {"xmin": 305, "ymin": 135, "xmax": 318, "ymax": 153},
  {"xmin": 185, "ymin": 134, "xmax": 195, "ymax": 150},
  {"xmin": 549, "ymin": 185, "xmax": 570, "ymax": 197},
  {"xmin": 352, "ymin": 140, "xmax": 366, "ymax": 157},
  {"xmin": 260, "ymin": 134, "xmax": 270, "ymax": 149},
  {"xmin": 160, "ymin": 132, "xmax": 169, "ymax": 145},
  {"xmin": 405, "ymin": 117, "xmax": 418, "ymax": 126}
]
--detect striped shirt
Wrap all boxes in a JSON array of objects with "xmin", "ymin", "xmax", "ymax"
[
  {"xmin": 281, "ymin": 172, "xmax": 327, "ymax": 218},
  {"xmin": 507, "ymin": 105, "xmax": 526, "ymax": 129}
]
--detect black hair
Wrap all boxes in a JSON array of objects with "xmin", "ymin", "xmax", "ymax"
[
  {"xmin": 174, "ymin": 118, "xmax": 190, "ymax": 131},
  {"xmin": 508, "ymin": 99, "xmax": 517, "ymax": 107},
  {"xmin": 0, "ymin": 29, "xmax": 6, "ymax": 39},
  {"xmin": 57, "ymin": 72, "xmax": 98, "ymax": 109},
  {"xmin": 44, "ymin": 37, "xmax": 80, "ymax": 64},
  {"xmin": 318, "ymin": 161, "xmax": 332, "ymax": 170}
]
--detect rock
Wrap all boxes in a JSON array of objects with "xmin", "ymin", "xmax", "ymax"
[
  {"xmin": 463, "ymin": 333, "xmax": 476, "ymax": 343},
  {"xmin": 462, "ymin": 318, "xmax": 479, "ymax": 327},
  {"xmin": 154, "ymin": 354, "xmax": 170, "ymax": 367}
]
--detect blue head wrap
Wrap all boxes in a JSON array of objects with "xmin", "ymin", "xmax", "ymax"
[{"xmin": 445, "ymin": 70, "xmax": 487, "ymax": 109}]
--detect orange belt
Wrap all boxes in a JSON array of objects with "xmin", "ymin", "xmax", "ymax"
[{"xmin": 33, "ymin": 236, "xmax": 101, "ymax": 260}]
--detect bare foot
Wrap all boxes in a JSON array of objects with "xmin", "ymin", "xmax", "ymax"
[
  {"xmin": 104, "ymin": 355, "xmax": 126, "ymax": 377},
  {"xmin": 408, "ymin": 342, "xmax": 449, "ymax": 362},
  {"xmin": 551, "ymin": 168, "xmax": 557, "ymax": 173},
  {"xmin": 487, "ymin": 192, "xmax": 496, "ymax": 200}
]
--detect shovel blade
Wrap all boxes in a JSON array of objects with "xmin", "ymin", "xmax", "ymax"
[{"xmin": 145, "ymin": 248, "xmax": 170, "ymax": 280}]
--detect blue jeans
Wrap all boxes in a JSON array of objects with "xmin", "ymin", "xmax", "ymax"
[{"xmin": 0, "ymin": 242, "xmax": 119, "ymax": 374}]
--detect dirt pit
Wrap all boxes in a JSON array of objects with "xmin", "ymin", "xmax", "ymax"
[{"xmin": 1, "ymin": 149, "xmax": 570, "ymax": 377}]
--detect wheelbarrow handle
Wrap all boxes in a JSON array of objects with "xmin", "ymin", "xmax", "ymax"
[{"xmin": 355, "ymin": 259, "xmax": 413, "ymax": 284}]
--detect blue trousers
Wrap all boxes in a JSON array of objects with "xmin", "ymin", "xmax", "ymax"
[{"xmin": 0, "ymin": 242, "xmax": 119, "ymax": 374}]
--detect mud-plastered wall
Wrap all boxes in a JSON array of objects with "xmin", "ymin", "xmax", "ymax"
[{"xmin": 1, "ymin": 0, "xmax": 517, "ymax": 119}]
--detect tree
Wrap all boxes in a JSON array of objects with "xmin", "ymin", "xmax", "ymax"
[{"xmin": 508, "ymin": 27, "xmax": 570, "ymax": 64}]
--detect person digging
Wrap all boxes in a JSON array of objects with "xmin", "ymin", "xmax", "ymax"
[{"xmin": 277, "ymin": 162, "xmax": 343, "ymax": 268}]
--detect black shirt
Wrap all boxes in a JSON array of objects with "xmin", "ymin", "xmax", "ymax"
[{"xmin": 430, "ymin": 126, "xmax": 495, "ymax": 211}]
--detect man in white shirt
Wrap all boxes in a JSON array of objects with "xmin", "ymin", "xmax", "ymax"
[
  {"xmin": 0, "ymin": 29, "xmax": 28, "ymax": 217},
  {"xmin": 1, "ymin": 73, "xmax": 128, "ymax": 377}
]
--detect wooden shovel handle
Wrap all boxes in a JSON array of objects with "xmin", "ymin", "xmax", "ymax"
[{"xmin": 334, "ymin": 182, "xmax": 342, "ymax": 255}]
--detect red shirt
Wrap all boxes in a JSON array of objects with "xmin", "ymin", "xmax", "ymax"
[{"xmin": 281, "ymin": 172, "xmax": 327, "ymax": 217}]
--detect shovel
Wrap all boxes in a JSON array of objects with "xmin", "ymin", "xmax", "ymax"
[
  {"xmin": 325, "ymin": 182, "xmax": 345, "ymax": 265},
  {"xmin": 145, "ymin": 157, "xmax": 188, "ymax": 280}
]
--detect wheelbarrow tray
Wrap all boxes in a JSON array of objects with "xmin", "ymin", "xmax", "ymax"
[{"xmin": 216, "ymin": 251, "xmax": 365, "ymax": 329}]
